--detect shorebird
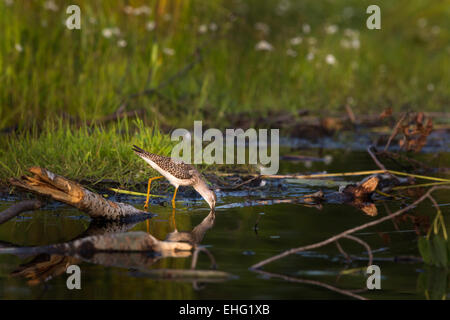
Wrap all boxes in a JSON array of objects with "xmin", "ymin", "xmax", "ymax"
[{"xmin": 132, "ymin": 145, "xmax": 216, "ymax": 210}]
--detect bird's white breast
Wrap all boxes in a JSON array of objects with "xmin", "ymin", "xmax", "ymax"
[{"xmin": 142, "ymin": 157, "xmax": 189, "ymax": 187}]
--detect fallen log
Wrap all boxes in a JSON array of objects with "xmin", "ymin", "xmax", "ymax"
[{"xmin": 9, "ymin": 167, "xmax": 147, "ymax": 220}]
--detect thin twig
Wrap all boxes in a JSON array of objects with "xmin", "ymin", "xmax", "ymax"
[
  {"xmin": 384, "ymin": 112, "xmax": 407, "ymax": 151},
  {"xmin": 230, "ymin": 176, "xmax": 261, "ymax": 190},
  {"xmin": 367, "ymin": 146, "xmax": 388, "ymax": 172},
  {"xmin": 383, "ymin": 202, "xmax": 399, "ymax": 231},
  {"xmin": 250, "ymin": 186, "xmax": 449, "ymax": 270},
  {"xmin": 335, "ymin": 240, "xmax": 351, "ymax": 263},
  {"xmin": 252, "ymin": 269, "xmax": 367, "ymax": 300},
  {"xmin": 343, "ymin": 235, "xmax": 373, "ymax": 267}
]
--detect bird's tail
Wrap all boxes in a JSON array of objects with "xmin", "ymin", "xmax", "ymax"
[{"xmin": 132, "ymin": 145, "xmax": 150, "ymax": 158}]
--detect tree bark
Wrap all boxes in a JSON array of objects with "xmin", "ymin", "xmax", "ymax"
[{"xmin": 9, "ymin": 167, "xmax": 147, "ymax": 220}]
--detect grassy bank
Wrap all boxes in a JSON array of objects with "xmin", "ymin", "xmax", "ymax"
[
  {"xmin": 1, "ymin": 0, "xmax": 448, "ymax": 131},
  {"xmin": 0, "ymin": 119, "xmax": 175, "ymax": 185},
  {"xmin": 0, "ymin": 0, "xmax": 448, "ymax": 184}
]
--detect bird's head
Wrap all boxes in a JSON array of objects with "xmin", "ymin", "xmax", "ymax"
[{"xmin": 194, "ymin": 178, "xmax": 217, "ymax": 210}]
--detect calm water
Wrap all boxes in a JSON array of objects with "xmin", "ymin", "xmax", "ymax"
[{"xmin": 0, "ymin": 149, "xmax": 449, "ymax": 299}]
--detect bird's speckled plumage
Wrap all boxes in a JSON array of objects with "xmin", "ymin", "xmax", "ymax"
[
  {"xmin": 132, "ymin": 145, "xmax": 217, "ymax": 209},
  {"xmin": 132, "ymin": 145, "xmax": 196, "ymax": 180}
]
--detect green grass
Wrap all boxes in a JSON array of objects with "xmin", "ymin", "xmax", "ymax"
[
  {"xmin": 0, "ymin": 118, "xmax": 175, "ymax": 185},
  {"xmin": 0, "ymin": 0, "xmax": 448, "ymax": 183},
  {"xmin": 0, "ymin": 0, "xmax": 448, "ymax": 131}
]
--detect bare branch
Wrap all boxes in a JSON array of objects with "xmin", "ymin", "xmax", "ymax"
[
  {"xmin": 343, "ymin": 235, "xmax": 373, "ymax": 267},
  {"xmin": 250, "ymin": 186, "xmax": 449, "ymax": 270},
  {"xmin": 384, "ymin": 112, "xmax": 407, "ymax": 151},
  {"xmin": 252, "ymin": 269, "xmax": 367, "ymax": 300}
]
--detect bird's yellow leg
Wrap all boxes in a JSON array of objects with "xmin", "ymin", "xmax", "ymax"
[
  {"xmin": 170, "ymin": 208, "xmax": 177, "ymax": 231},
  {"xmin": 144, "ymin": 176, "xmax": 163, "ymax": 210},
  {"xmin": 171, "ymin": 186, "xmax": 179, "ymax": 209}
]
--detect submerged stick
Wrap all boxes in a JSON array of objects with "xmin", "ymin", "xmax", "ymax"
[
  {"xmin": 0, "ymin": 200, "xmax": 43, "ymax": 224},
  {"xmin": 131, "ymin": 268, "xmax": 232, "ymax": 280},
  {"xmin": 367, "ymin": 146, "xmax": 389, "ymax": 172},
  {"xmin": 250, "ymin": 186, "xmax": 449, "ymax": 270},
  {"xmin": 387, "ymin": 170, "xmax": 450, "ymax": 183},
  {"xmin": 108, "ymin": 187, "xmax": 165, "ymax": 198},
  {"xmin": 215, "ymin": 170, "xmax": 387, "ymax": 179},
  {"xmin": 9, "ymin": 167, "xmax": 148, "ymax": 220},
  {"xmin": 218, "ymin": 169, "xmax": 449, "ymax": 183}
]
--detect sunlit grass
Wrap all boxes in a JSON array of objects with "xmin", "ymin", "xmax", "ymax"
[{"xmin": 0, "ymin": 118, "xmax": 175, "ymax": 185}]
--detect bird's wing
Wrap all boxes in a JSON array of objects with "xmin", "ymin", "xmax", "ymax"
[{"xmin": 132, "ymin": 145, "xmax": 196, "ymax": 180}]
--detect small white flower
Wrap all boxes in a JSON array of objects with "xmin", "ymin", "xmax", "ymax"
[
  {"xmin": 276, "ymin": 0, "xmax": 290, "ymax": 13},
  {"xmin": 135, "ymin": 6, "xmax": 151, "ymax": 16},
  {"xmin": 209, "ymin": 23, "xmax": 218, "ymax": 32},
  {"xmin": 146, "ymin": 21, "xmax": 155, "ymax": 31},
  {"xmin": 290, "ymin": 36, "xmax": 302, "ymax": 46},
  {"xmin": 117, "ymin": 39, "xmax": 127, "ymax": 48},
  {"xmin": 325, "ymin": 24, "xmax": 338, "ymax": 34},
  {"xmin": 102, "ymin": 27, "xmax": 120, "ymax": 38},
  {"xmin": 427, "ymin": 83, "xmax": 435, "ymax": 91},
  {"xmin": 163, "ymin": 47, "xmax": 175, "ymax": 56},
  {"xmin": 198, "ymin": 24, "xmax": 208, "ymax": 34},
  {"xmin": 302, "ymin": 24, "xmax": 311, "ymax": 34},
  {"xmin": 43, "ymin": 0, "xmax": 58, "ymax": 11},
  {"xmin": 325, "ymin": 54, "xmax": 336, "ymax": 65},
  {"xmin": 123, "ymin": 6, "xmax": 134, "ymax": 15},
  {"xmin": 431, "ymin": 26, "xmax": 440, "ymax": 35},
  {"xmin": 255, "ymin": 40, "xmax": 273, "ymax": 51},
  {"xmin": 102, "ymin": 29, "xmax": 113, "ymax": 38},
  {"xmin": 344, "ymin": 28, "xmax": 359, "ymax": 38},
  {"xmin": 124, "ymin": 5, "xmax": 151, "ymax": 16},
  {"xmin": 306, "ymin": 52, "xmax": 315, "ymax": 61},
  {"xmin": 14, "ymin": 43, "xmax": 23, "ymax": 52},
  {"xmin": 417, "ymin": 18, "xmax": 427, "ymax": 28},
  {"xmin": 286, "ymin": 48, "xmax": 297, "ymax": 57},
  {"xmin": 351, "ymin": 38, "xmax": 360, "ymax": 49},
  {"xmin": 255, "ymin": 22, "xmax": 270, "ymax": 35}
]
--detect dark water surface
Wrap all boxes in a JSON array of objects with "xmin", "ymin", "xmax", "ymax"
[{"xmin": 0, "ymin": 149, "xmax": 449, "ymax": 299}]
